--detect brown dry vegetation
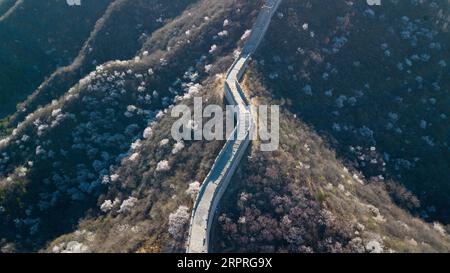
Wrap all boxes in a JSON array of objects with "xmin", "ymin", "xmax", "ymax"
[
  {"xmin": 261, "ymin": 0, "xmax": 450, "ymax": 223},
  {"xmin": 1, "ymin": 0, "xmax": 449, "ymax": 253},
  {"xmin": 214, "ymin": 68, "xmax": 450, "ymax": 253}
]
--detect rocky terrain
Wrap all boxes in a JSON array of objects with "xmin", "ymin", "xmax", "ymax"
[{"xmin": 0, "ymin": 0, "xmax": 449, "ymax": 253}]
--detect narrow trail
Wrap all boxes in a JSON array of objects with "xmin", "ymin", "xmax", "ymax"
[{"xmin": 186, "ymin": 0, "xmax": 282, "ymax": 253}]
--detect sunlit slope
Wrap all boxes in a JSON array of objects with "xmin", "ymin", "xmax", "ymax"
[{"xmin": 0, "ymin": 0, "xmax": 261, "ymax": 252}]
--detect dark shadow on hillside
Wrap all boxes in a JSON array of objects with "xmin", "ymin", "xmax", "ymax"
[{"xmin": 254, "ymin": 0, "xmax": 450, "ymax": 223}]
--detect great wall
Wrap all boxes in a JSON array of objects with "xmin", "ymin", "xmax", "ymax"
[{"xmin": 186, "ymin": 0, "xmax": 282, "ymax": 253}]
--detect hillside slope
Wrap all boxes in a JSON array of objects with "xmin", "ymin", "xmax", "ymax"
[
  {"xmin": 252, "ymin": 0, "xmax": 450, "ymax": 222},
  {"xmin": 0, "ymin": 0, "xmax": 112, "ymax": 118},
  {"xmin": 0, "ymin": 0, "xmax": 449, "ymax": 253},
  {"xmin": 214, "ymin": 70, "xmax": 450, "ymax": 253},
  {"xmin": 0, "ymin": 0, "xmax": 262, "ymax": 252}
]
